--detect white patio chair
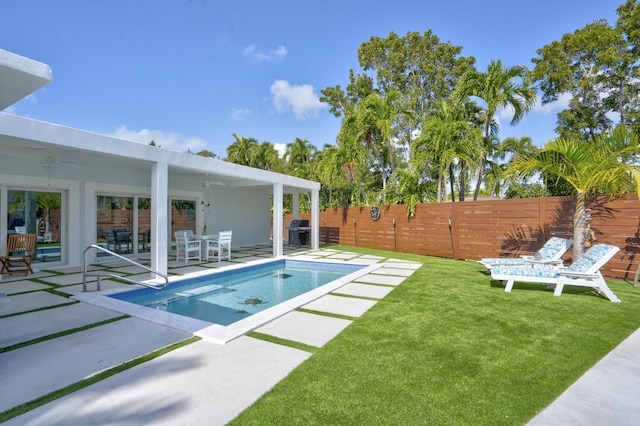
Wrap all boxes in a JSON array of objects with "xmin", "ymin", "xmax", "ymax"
[
  {"xmin": 490, "ymin": 244, "xmax": 621, "ymax": 302},
  {"xmin": 206, "ymin": 230, "xmax": 232, "ymax": 261},
  {"xmin": 175, "ymin": 230, "xmax": 201, "ymax": 263},
  {"xmin": 479, "ymin": 237, "xmax": 573, "ymax": 271}
]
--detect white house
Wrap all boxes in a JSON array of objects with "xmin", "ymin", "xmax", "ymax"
[{"xmin": 0, "ymin": 49, "xmax": 320, "ymax": 277}]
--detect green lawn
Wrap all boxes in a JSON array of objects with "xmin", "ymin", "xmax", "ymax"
[{"xmin": 230, "ymin": 245, "xmax": 640, "ymax": 425}]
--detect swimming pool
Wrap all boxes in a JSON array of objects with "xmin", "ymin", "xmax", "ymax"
[
  {"xmin": 76, "ymin": 258, "xmax": 381, "ymax": 344},
  {"xmin": 110, "ymin": 260, "xmax": 364, "ymax": 325}
]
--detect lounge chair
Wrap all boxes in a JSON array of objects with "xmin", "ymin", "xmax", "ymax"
[
  {"xmin": 206, "ymin": 230, "xmax": 232, "ymax": 261},
  {"xmin": 479, "ymin": 237, "xmax": 573, "ymax": 271},
  {"xmin": 0, "ymin": 233, "xmax": 37, "ymax": 276},
  {"xmin": 490, "ymin": 244, "xmax": 621, "ymax": 302},
  {"xmin": 175, "ymin": 230, "xmax": 201, "ymax": 262}
]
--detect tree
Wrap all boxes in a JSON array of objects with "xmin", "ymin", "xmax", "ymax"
[
  {"xmin": 385, "ymin": 168, "xmax": 435, "ymax": 217},
  {"xmin": 195, "ymin": 149, "xmax": 217, "ymax": 158},
  {"xmin": 284, "ymin": 138, "xmax": 316, "ymax": 179},
  {"xmin": 322, "ymin": 30, "xmax": 475, "ymax": 156},
  {"xmin": 226, "ymin": 134, "xmax": 259, "ymax": 166},
  {"xmin": 532, "ymin": 4, "xmax": 640, "ymax": 141},
  {"xmin": 253, "ymin": 142, "xmax": 282, "ymax": 171},
  {"xmin": 454, "ymin": 59, "xmax": 537, "ymax": 200},
  {"xmin": 412, "ymin": 99, "xmax": 482, "ymax": 202},
  {"xmin": 506, "ymin": 125, "xmax": 640, "ymax": 259}
]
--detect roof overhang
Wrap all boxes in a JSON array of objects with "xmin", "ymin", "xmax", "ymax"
[{"xmin": 0, "ymin": 49, "xmax": 52, "ymax": 110}]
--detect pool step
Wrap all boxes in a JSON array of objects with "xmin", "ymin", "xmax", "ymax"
[{"xmin": 176, "ymin": 284, "xmax": 224, "ymax": 297}]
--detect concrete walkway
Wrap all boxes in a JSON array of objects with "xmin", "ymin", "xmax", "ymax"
[
  {"xmin": 0, "ymin": 248, "xmax": 421, "ymax": 424},
  {"xmin": 527, "ymin": 327, "xmax": 640, "ymax": 426}
]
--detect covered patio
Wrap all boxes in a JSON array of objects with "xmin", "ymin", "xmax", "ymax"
[{"xmin": 0, "ymin": 48, "xmax": 320, "ymax": 278}]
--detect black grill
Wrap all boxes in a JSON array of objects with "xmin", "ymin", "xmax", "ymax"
[{"xmin": 287, "ymin": 219, "xmax": 310, "ymax": 246}]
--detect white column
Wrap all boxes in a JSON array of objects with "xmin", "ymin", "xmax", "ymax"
[
  {"xmin": 273, "ymin": 183, "xmax": 284, "ymax": 257},
  {"xmin": 292, "ymin": 192, "xmax": 299, "ymax": 220},
  {"xmin": 311, "ymin": 189, "xmax": 319, "ymax": 250},
  {"xmin": 151, "ymin": 161, "xmax": 168, "ymax": 277}
]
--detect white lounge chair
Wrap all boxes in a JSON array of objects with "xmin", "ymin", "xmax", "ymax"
[
  {"xmin": 206, "ymin": 230, "xmax": 232, "ymax": 261},
  {"xmin": 479, "ymin": 237, "xmax": 573, "ymax": 271},
  {"xmin": 490, "ymin": 244, "xmax": 621, "ymax": 302},
  {"xmin": 175, "ymin": 231, "xmax": 201, "ymax": 263}
]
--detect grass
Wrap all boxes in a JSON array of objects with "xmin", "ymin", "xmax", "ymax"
[{"xmin": 230, "ymin": 245, "xmax": 640, "ymax": 425}]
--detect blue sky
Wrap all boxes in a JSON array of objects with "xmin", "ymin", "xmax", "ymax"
[{"xmin": 2, "ymin": 0, "xmax": 621, "ymax": 157}]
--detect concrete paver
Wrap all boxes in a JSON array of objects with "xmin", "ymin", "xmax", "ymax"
[
  {"xmin": 0, "ymin": 292, "xmax": 71, "ymax": 316},
  {"xmin": 303, "ymin": 294, "xmax": 377, "ymax": 317},
  {"xmin": 334, "ymin": 282, "xmax": 395, "ymax": 299},
  {"xmin": 0, "ymin": 303, "xmax": 122, "ymax": 348},
  {"xmin": 4, "ymin": 336, "xmax": 311, "ymax": 426},
  {"xmin": 255, "ymin": 310, "xmax": 352, "ymax": 347},
  {"xmin": 355, "ymin": 274, "xmax": 406, "ymax": 286},
  {"xmin": 0, "ymin": 317, "xmax": 191, "ymax": 412}
]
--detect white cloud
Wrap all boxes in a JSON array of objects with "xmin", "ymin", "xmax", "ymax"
[
  {"xmin": 228, "ymin": 108, "xmax": 252, "ymax": 122},
  {"xmin": 273, "ymin": 142, "xmax": 286, "ymax": 157},
  {"xmin": 532, "ymin": 92, "xmax": 571, "ymax": 115},
  {"xmin": 109, "ymin": 125, "xmax": 209, "ymax": 153},
  {"xmin": 269, "ymin": 79, "xmax": 325, "ymax": 120},
  {"xmin": 243, "ymin": 44, "xmax": 287, "ymax": 62}
]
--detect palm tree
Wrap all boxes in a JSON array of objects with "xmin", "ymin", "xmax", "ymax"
[
  {"xmin": 226, "ymin": 134, "xmax": 259, "ymax": 166},
  {"xmin": 385, "ymin": 168, "xmax": 434, "ymax": 217},
  {"xmin": 253, "ymin": 142, "xmax": 281, "ymax": 171},
  {"xmin": 358, "ymin": 90, "xmax": 415, "ymax": 174},
  {"xmin": 507, "ymin": 125, "xmax": 640, "ymax": 259},
  {"xmin": 455, "ymin": 60, "xmax": 537, "ymax": 200},
  {"xmin": 342, "ymin": 91, "xmax": 414, "ymax": 192},
  {"xmin": 284, "ymin": 138, "xmax": 316, "ymax": 179},
  {"xmin": 413, "ymin": 99, "xmax": 482, "ymax": 202}
]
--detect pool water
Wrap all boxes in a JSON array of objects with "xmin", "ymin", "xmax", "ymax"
[{"xmin": 110, "ymin": 260, "xmax": 364, "ymax": 326}]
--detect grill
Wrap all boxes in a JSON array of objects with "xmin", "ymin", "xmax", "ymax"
[{"xmin": 287, "ymin": 219, "xmax": 310, "ymax": 247}]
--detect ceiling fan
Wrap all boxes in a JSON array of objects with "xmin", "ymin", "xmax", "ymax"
[{"xmin": 202, "ymin": 174, "xmax": 225, "ymax": 188}]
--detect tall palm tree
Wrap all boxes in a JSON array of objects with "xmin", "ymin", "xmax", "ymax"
[
  {"xmin": 284, "ymin": 138, "xmax": 316, "ymax": 179},
  {"xmin": 358, "ymin": 90, "xmax": 415, "ymax": 174},
  {"xmin": 253, "ymin": 142, "xmax": 281, "ymax": 171},
  {"xmin": 507, "ymin": 125, "xmax": 640, "ymax": 259},
  {"xmin": 413, "ymin": 99, "xmax": 482, "ymax": 202},
  {"xmin": 226, "ymin": 133, "xmax": 259, "ymax": 166},
  {"xmin": 455, "ymin": 60, "xmax": 537, "ymax": 200}
]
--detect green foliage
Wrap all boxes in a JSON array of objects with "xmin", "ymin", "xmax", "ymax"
[
  {"xmin": 504, "ymin": 182, "xmax": 548, "ymax": 199},
  {"xmin": 532, "ymin": 3, "xmax": 640, "ymax": 140},
  {"xmin": 507, "ymin": 125, "xmax": 640, "ymax": 258}
]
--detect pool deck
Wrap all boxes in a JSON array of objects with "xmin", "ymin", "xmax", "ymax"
[
  {"xmin": 1, "ymin": 246, "xmax": 639, "ymax": 424},
  {"xmin": 0, "ymin": 246, "xmax": 422, "ymax": 424}
]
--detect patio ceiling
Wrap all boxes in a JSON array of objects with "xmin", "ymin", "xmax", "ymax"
[{"xmin": 0, "ymin": 128, "xmax": 315, "ymax": 194}]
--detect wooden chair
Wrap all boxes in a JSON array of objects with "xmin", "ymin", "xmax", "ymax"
[{"xmin": 1, "ymin": 233, "xmax": 37, "ymax": 276}]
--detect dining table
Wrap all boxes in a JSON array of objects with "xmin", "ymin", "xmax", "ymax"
[{"xmin": 192, "ymin": 234, "xmax": 217, "ymax": 258}]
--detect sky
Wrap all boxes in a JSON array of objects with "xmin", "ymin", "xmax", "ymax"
[{"xmin": 1, "ymin": 0, "xmax": 622, "ymax": 158}]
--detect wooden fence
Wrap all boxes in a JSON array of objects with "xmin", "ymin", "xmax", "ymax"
[{"xmin": 284, "ymin": 194, "xmax": 640, "ymax": 281}]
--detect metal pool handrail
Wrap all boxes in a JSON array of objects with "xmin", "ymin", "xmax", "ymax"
[{"xmin": 82, "ymin": 244, "xmax": 169, "ymax": 291}]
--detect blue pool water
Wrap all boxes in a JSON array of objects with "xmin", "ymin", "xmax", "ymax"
[{"xmin": 110, "ymin": 260, "xmax": 364, "ymax": 326}]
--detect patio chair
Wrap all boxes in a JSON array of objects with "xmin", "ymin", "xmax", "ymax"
[
  {"xmin": 490, "ymin": 244, "xmax": 621, "ymax": 302},
  {"xmin": 0, "ymin": 233, "xmax": 37, "ymax": 276},
  {"xmin": 479, "ymin": 237, "xmax": 573, "ymax": 271},
  {"xmin": 175, "ymin": 230, "xmax": 201, "ymax": 263},
  {"xmin": 206, "ymin": 230, "xmax": 232, "ymax": 261}
]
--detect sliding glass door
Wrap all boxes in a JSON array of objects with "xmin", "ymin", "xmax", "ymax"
[{"xmin": 7, "ymin": 189, "xmax": 63, "ymax": 263}]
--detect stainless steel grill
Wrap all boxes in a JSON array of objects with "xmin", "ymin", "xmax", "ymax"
[{"xmin": 287, "ymin": 219, "xmax": 310, "ymax": 246}]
